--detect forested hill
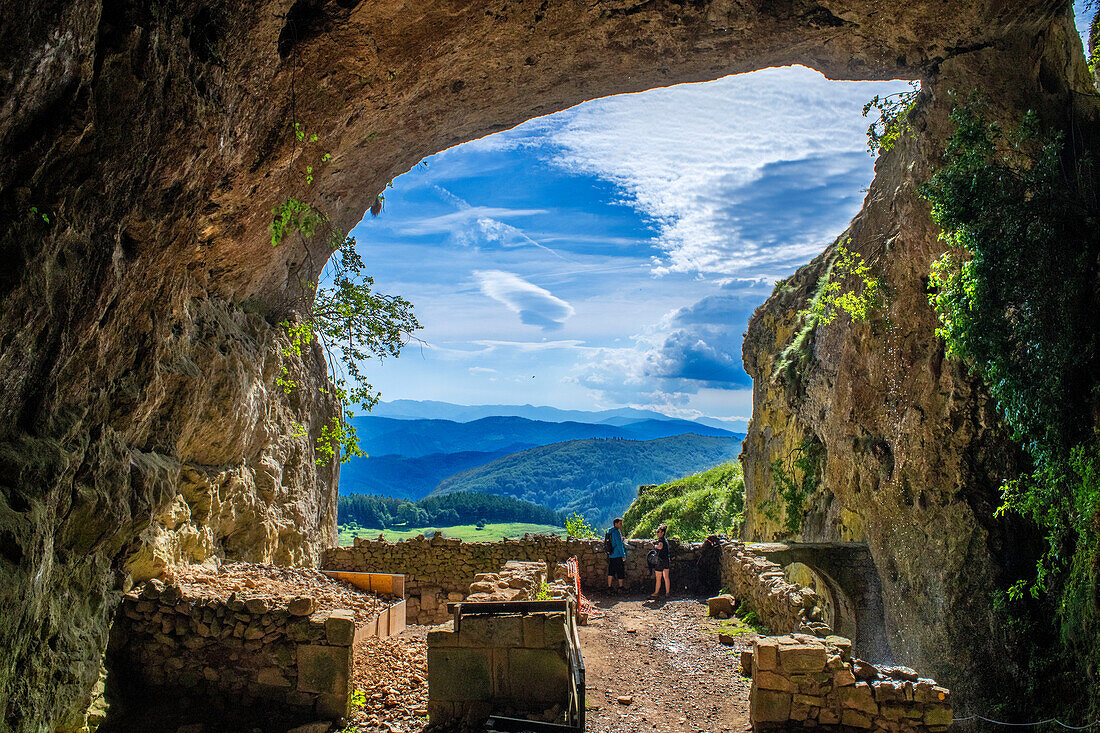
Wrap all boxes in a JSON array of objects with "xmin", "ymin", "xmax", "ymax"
[
  {"xmin": 427, "ymin": 434, "xmax": 742, "ymax": 525},
  {"xmin": 351, "ymin": 414, "xmax": 737, "ymax": 457}
]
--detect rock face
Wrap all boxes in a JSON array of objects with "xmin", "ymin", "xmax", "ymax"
[
  {"xmin": 740, "ymin": 10, "xmax": 1099, "ymax": 711},
  {"xmin": 0, "ymin": 0, "xmax": 1092, "ymax": 729}
]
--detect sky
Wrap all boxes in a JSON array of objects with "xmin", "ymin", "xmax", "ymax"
[{"xmin": 345, "ymin": 6, "xmax": 1095, "ymax": 431}]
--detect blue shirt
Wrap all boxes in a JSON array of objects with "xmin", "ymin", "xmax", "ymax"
[{"xmin": 608, "ymin": 527, "xmax": 626, "ymax": 558}]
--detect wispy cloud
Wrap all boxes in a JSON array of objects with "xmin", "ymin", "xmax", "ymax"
[
  {"xmin": 483, "ymin": 66, "xmax": 912, "ymax": 278},
  {"xmin": 473, "ymin": 270, "xmax": 576, "ymax": 331},
  {"xmin": 398, "ymin": 206, "xmax": 547, "ymax": 235}
]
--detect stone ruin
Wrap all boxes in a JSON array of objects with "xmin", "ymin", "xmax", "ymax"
[
  {"xmin": 744, "ymin": 635, "xmax": 952, "ymax": 732},
  {"xmin": 425, "ymin": 559, "xmax": 585, "ymax": 731},
  {"xmin": 106, "ymin": 565, "xmax": 405, "ymax": 729}
]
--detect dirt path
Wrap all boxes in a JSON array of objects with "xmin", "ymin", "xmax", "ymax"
[
  {"xmin": 346, "ymin": 591, "xmax": 753, "ymax": 733},
  {"xmin": 578, "ymin": 591, "xmax": 754, "ymax": 733}
]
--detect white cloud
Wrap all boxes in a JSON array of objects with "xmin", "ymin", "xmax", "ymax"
[
  {"xmin": 486, "ymin": 66, "xmax": 914, "ymax": 278},
  {"xmin": 397, "ymin": 206, "xmax": 547, "ymax": 235},
  {"xmin": 472, "ymin": 270, "xmax": 576, "ymax": 331},
  {"xmin": 472, "ymin": 339, "xmax": 590, "ymax": 352}
]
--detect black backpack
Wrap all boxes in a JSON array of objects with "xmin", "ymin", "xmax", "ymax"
[{"xmin": 603, "ymin": 530, "xmax": 613, "ymax": 555}]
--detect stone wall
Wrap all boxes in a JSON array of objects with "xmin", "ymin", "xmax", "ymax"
[
  {"xmin": 719, "ymin": 541, "xmax": 831, "ymax": 637},
  {"xmin": 747, "ymin": 635, "xmax": 951, "ymax": 732},
  {"xmin": 323, "ymin": 534, "xmax": 708, "ymax": 625},
  {"xmin": 427, "ymin": 611, "xmax": 579, "ymax": 727},
  {"xmin": 108, "ymin": 581, "xmax": 360, "ymax": 724}
]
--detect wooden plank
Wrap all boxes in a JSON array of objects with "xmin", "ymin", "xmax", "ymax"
[
  {"xmin": 322, "ymin": 570, "xmax": 404, "ymax": 598},
  {"xmin": 390, "ymin": 600, "xmax": 407, "ymax": 636}
]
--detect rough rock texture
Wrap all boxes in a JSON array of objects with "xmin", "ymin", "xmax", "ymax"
[
  {"xmin": 0, "ymin": 0, "xmax": 1092, "ymax": 730},
  {"xmin": 740, "ymin": 8, "xmax": 1099, "ymax": 710}
]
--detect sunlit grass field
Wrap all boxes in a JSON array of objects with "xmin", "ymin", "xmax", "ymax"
[{"xmin": 337, "ymin": 522, "xmax": 566, "ymax": 545}]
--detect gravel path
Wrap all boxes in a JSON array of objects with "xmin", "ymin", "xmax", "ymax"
[{"xmin": 579, "ymin": 591, "xmax": 754, "ymax": 733}]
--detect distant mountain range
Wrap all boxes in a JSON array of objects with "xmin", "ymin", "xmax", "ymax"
[
  {"xmin": 428, "ymin": 434, "xmax": 743, "ymax": 525},
  {"xmin": 367, "ymin": 399, "xmax": 745, "ymax": 432},
  {"xmin": 340, "ymin": 414, "xmax": 744, "ymax": 500}
]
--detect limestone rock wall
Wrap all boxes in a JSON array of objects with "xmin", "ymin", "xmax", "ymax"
[
  {"xmin": 739, "ymin": 14, "xmax": 1100, "ymax": 708},
  {"xmin": 0, "ymin": 0, "xmax": 1089, "ymax": 728}
]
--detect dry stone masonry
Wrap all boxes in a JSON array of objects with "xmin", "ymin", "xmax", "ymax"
[
  {"xmin": 719, "ymin": 540, "xmax": 832, "ymax": 638},
  {"xmin": 108, "ymin": 570, "xmax": 401, "ymax": 725},
  {"xmin": 426, "ymin": 611, "xmax": 580, "ymax": 728},
  {"xmin": 747, "ymin": 635, "xmax": 951, "ymax": 732},
  {"xmin": 324, "ymin": 534, "xmax": 707, "ymax": 624}
]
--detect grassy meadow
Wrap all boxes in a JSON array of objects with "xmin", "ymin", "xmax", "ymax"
[{"xmin": 337, "ymin": 522, "xmax": 566, "ymax": 545}]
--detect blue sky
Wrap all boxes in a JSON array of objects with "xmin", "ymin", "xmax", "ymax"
[{"xmin": 346, "ymin": 9, "xmax": 1094, "ymax": 431}]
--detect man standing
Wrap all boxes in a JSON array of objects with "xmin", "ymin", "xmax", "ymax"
[{"xmin": 605, "ymin": 518, "xmax": 627, "ymax": 594}]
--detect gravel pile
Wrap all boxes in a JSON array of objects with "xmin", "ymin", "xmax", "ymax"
[
  {"xmin": 348, "ymin": 628, "xmax": 430, "ymax": 732},
  {"xmin": 164, "ymin": 562, "xmax": 392, "ymax": 623}
]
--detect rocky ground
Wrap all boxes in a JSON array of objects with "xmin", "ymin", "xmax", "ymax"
[
  {"xmin": 166, "ymin": 562, "xmax": 392, "ymax": 622},
  {"xmin": 579, "ymin": 591, "xmax": 753, "ymax": 733},
  {"xmin": 347, "ymin": 629, "xmax": 430, "ymax": 732},
  {"xmin": 346, "ymin": 591, "xmax": 753, "ymax": 733}
]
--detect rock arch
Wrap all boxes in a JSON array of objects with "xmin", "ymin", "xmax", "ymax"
[
  {"xmin": 752, "ymin": 542, "xmax": 892, "ymax": 664},
  {"xmin": 0, "ymin": 1, "xmax": 1094, "ymax": 729}
]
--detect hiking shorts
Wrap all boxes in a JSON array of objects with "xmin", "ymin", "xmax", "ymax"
[{"xmin": 608, "ymin": 557, "xmax": 626, "ymax": 579}]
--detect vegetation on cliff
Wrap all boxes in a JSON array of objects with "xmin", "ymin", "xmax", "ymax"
[
  {"xmin": 921, "ymin": 98, "xmax": 1100, "ymax": 712},
  {"xmin": 622, "ymin": 460, "xmax": 745, "ymax": 541}
]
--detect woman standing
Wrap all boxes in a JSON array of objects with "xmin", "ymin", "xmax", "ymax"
[{"xmin": 650, "ymin": 524, "xmax": 671, "ymax": 597}]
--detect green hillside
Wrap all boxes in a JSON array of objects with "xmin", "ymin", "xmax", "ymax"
[
  {"xmin": 428, "ymin": 434, "xmax": 741, "ymax": 525},
  {"xmin": 622, "ymin": 460, "xmax": 745, "ymax": 541}
]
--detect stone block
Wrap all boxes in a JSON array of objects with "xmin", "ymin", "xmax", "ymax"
[
  {"xmin": 427, "ymin": 648, "xmax": 492, "ymax": 701},
  {"xmin": 818, "ymin": 707, "xmax": 839, "ymax": 725},
  {"xmin": 755, "ymin": 671, "xmax": 795, "ymax": 692},
  {"xmin": 506, "ymin": 649, "xmax": 570, "ymax": 704},
  {"xmin": 297, "ymin": 644, "xmax": 351, "ymax": 696},
  {"xmin": 256, "ymin": 667, "xmax": 291, "ymax": 688},
  {"xmin": 833, "ymin": 668, "xmax": 856, "ymax": 687},
  {"xmin": 755, "ymin": 637, "xmax": 779, "ymax": 672},
  {"xmin": 522, "ymin": 614, "xmax": 545, "ymax": 648},
  {"xmin": 461, "ymin": 615, "xmax": 523, "ymax": 648},
  {"xmin": 750, "ymin": 689, "xmax": 791, "ymax": 723},
  {"xmin": 925, "ymin": 705, "xmax": 953, "ymax": 727},
  {"xmin": 841, "ymin": 709, "xmax": 873, "ymax": 728},
  {"xmin": 793, "ymin": 694, "xmax": 825, "ymax": 707},
  {"xmin": 427, "ymin": 629, "xmax": 460, "ymax": 648},
  {"xmin": 838, "ymin": 682, "xmax": 878, "ymax": 715},
  {"xmin": 707, "ymin": 594, "xmax": 737, "ymax": 618},
  {"xmin": 245, "ymin": 598, "xmax": 270, "ymax": 614},
  {"xmin": 288, "ymin": 597, "xmax": 315, "ymax": 616},
  {"xmin": 740, "ymin": 650, "xmax": 754, "ymax": 677},
  {"xmin": 543, "ymin": 614, "xmax": 568, "ymax": 648},
  {"xmin": 325, "ymin": 611, "xmax": 356, "ymax": 646},
  {"xmin": 777, "ymin": 642, "xmax": 827, "ymax": 674},
  {"xmin": 428, "ymin": 700, "xmax": 455, "ymax": 724},
  {"xmin": 316, "ymin": 692, "xmax": 349, "ymax": 718}
]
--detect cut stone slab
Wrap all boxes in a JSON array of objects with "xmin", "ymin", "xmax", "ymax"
[
  {"xmin": 707, "ymin": 594, "xmax": 737, "ymax": 618},
  {"xmin": 297, "ymin": 644, "xmax": 351, "ymax": 696},
  {"xmin": 325, "ymin": 610, "xmax": 356, "ymax": 646}
]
